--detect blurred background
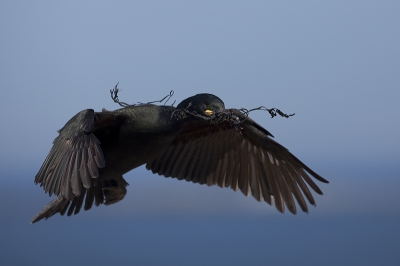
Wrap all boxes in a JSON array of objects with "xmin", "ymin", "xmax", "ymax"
[{"xmin": 1, "ymin": 1, "xmax": 399, "ymax": 265}]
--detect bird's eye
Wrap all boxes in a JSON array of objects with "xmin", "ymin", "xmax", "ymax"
[{"xmin": 207, "ymin": 105, "xmax": 214, "ymax": 110}]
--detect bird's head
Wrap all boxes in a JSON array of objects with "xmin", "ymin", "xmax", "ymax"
[{"xmin": 177, "ymin": 93, "xmax": 225, "ymax": 117}]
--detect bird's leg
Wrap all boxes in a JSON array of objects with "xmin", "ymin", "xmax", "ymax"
[{"xmin": 102, "ymin": 178, "xmax": 129, "ymax": 205}]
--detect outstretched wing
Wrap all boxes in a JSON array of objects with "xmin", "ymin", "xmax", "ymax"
[
  {"xmin": 146, "ymin": 109, "xmax": 328, "ymax": 214},
  {"xmin": 35, "ymin": 109, "xmax": 105, "ymax": 200}
]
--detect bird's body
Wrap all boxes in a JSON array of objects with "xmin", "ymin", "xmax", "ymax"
[
  {"xmin": 32, "ymin": 93, "xmax": 328, "ymax": 223},
  {"xmin": 98, "ymin": 105, "xmax": 184, "ymax": 173}
]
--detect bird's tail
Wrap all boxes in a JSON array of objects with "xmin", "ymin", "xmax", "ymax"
[
  {"xmin": 31, "ymin": 177, "xmax": 129, "ymax": 224},
  {"xmin": 30, "ymin": 196, "xmax": 70, "ymax": 224}
]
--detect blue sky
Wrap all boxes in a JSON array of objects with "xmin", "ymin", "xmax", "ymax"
[{"xmin": 1, "ymin": 1, "xmax": 399, "ymax": 265}]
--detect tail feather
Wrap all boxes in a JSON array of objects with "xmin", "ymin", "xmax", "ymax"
[
  {"xmin": 31, "ymin": 176, "xmax": 129, "ymax": 223},
  {"xmin": 31, "ymin": 196, "xmax": 70, "ymax": 224}
]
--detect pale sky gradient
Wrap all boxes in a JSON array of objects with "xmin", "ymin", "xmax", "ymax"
[{"xmin": 1, "ymin": 1, "xmax": 399, "ymax": 265}]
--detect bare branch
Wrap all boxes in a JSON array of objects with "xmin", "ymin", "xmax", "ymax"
[
  {"xmin": 110, "ymin": 83, "xmax": 132, "ymax": 107},
  {"xmin": 110, "ymin": 83, "xmax": 176, "ymax": 107},
  {"xmin": 239, "ymin": 106, "xmax": 295, "ymax": 118},
  {"xmin": 171, "ymin": 104, "xmax": 295, "ymax": 135}
]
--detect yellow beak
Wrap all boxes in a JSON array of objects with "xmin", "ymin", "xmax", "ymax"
[{"xmin": 205, "ymin": 110, "xmax": 213, "ymax": 116}]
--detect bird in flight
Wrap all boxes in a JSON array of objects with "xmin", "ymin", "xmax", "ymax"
[{"xmin": 31, "ymin": 87, "xmax": 328, "ymax": 223}]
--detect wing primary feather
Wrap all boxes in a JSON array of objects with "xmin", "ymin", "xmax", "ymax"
[
  {"xmin": 59, "ymin": 198, "xmax": 70, "ymax": 216},
  {"xmin": 272, "ymin": 158, "xmax": 295, "ymax": 213},
  {"xmin": 214, "ymin": 155, "xmax": 226, "ymax": 188},
  {"xmin": 71, "ymin": 150, "xmax": 82, "ymax": 196},
  {"xmin": 67, "ymin": 197, "xmax": 78, "ymax": 216},
  {"xmin": 256, "ymin": 151, "xmax": 272, "ymax": 205},
  {"xmin": 279, "ymin": 163, "xmax": 308, "ymax": 213},
  {"xmin": 74, "ymin": 192, "xmax": 85, "ymax": 214},
  {"xmin": 297, "ymin": 168, "xmax": 323, "ymax": 195},
  {"xmin": 42, "ymin": 142, "xmax": 66, "ymax": 190},
  {"xmin": 298, "ymin": 160, "xmax": 328, "ymax": 183},
  {"xmin": 35, "ymin": 155, "xmax": 51, "ymax": 184},
  {"xmin": 49, "ymin": 146, "xmax": 72, "ymax": 196},
  {"xmin": 36, "ymin": 141, "xmax": 63, "ymax": 185},
  {"xmin": 238, "ymin": 139, "xmax": 250, "ymax": 197},
  {"xmin": 229, "ymin": 135, "xmax": 242, "ymax": 192},
  {"xmin": 94, "ymin": 180, "xmax": 104, "ymax": 206},
  {"xmin": 80, "ymin": 148, "xmax": 91, "ymax": 189},
  {"xmin": 84, "ymin": 187, "xmax": 95, "ymax": 211},
  {"xmin": 222, "ymin": 140, "xmax": 235, "ymax": 189},
  {"xmin": 287, "ymin": 163, "xmax": 316, "ymax": 205},
  {"xmin": 275, "ymin": 160, "xmax": 297, "ymax": 214},
  {"xmin": 91, "ymin": 135, "xmax": 105, "ymax": 168},
  {"xmin": 229, "ymin": 148, "xmax": 239, "ymax": 191},
  {"xmin": 197, "ymin": 135, "xmax": 214, "ymax": 185},
  {"xmin": 262, "ymin": 151, "xmax": 284, "ymax": 213},
  {"xmin": 249, "ymin": 145, "xmax": 262, "ymax": 202},
  {"xmin": 201, "ymin": 134, "xmax": 218, "ymax": 186},
  {"xmin": 62, "ymin": 151, "xmax": 75, "ymax": 200},
  {"xmin": 203, "ymin": 134, "xmax": 219, "ymax": 186},
  {"xmin": 222, "ymin": 153, "xmax": 233, "ymax": 189},
  {"xmin": 87, "ymin": 145, "xmax": 99, "ymax": 179},
  {"xmin": 52, "ymin": 148, "xmax": 73, "ymax": 196},
  {"xmin": 215, "ymin": 132, "xmax": 229, "ymax": 188}
]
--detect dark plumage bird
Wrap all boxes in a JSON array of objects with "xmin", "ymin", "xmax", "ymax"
[{"xmin": 32, "ymin": 92, "xmax": 328, "ymax": 223}]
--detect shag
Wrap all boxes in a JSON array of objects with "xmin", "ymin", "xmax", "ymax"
[{"xmin": 31, "ymin": 89, "xmax": 328, "ymax": 223}]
